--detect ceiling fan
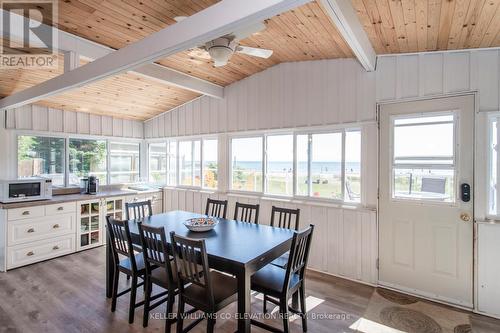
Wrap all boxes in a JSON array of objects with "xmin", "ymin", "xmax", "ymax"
[{"xmin": 174, "ymin": 17, "xmax": 274, "ymax": 67}]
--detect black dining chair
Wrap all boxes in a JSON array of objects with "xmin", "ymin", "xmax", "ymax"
[
  {"xmin": 270, "ymin": 206, "xmax": 301, "ymax": 269},
  {"xmin": 234, "ymin": 202, "xmax": 260, "ymax": 224},
  {"xmin": 106, "ymin": 216, "xmax": 146, "ymax": 324},
  {"xmin": 138, "ymin": 223, "xmax": 177, "ymax": 331},
  {"xmin": 170, "ymin": 232, "xmax": 238, "ymax": 333},
  {"xmin": 126, "ymin": 200, "xmax": 153, "ymax": 220},
  {"xmin": 251, "ymin": 225, "xmax": 315, "ymax": 333},
  {"xmin": 205, "ymin": 198, "xmax": 228, "ymax": 219}
]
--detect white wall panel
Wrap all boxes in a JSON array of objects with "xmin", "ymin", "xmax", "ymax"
[
  {"xmin": 48, "ymin": 108, "xmax": 64, "ymax": 133},
  {"xmin": 420, "ymin": 53, "xmax": 444, "ymax": 96},
  {"xmin": 396, "ymin": 55, "xmax": 419, "ymax": 99},
  {"xmin": 77, "ymin": 112, "xmax": 90, "ymax": 134},
  {"xmin": 63, "ymin": 110, "xmax": 77, "ymax": 133},
  {"xmin": 32, "ymin": 105, "xmax": 48, "ymax": 131},
  {"xmin": 157, "ymin": 114, "xmax": 165, "ymax": 137},
  {"xmin": 376, "ymin": 56, "xmax": 397, "ymax": 101},
  {"xmin": 101, "ymin": 116, "xmax": 113, "ymax": 136},
  {"xmin": 89, "ymin": 114, "xmax": 102, "ymax": 135},
  {"xmin": 443, "ymin": 52, "xmax": 470, "ymax": 93},
  {"xmin": 112, "ymin": 118, "xmax": 123, "ymax": 137},
  {"xmin": 15, "ymin": 105, "xmax": 32, "ymax": 129},
  {"xmin": 201, "ymin": 96, "xmax": 211, "ymax": 134},
  {"xmin": 122, "ymin": 119, "xmax": 133, "ymax": 138},
  {"xmin": 178, "ymin": 105, "xmax": 186, "ymax": 136},
  {"xmin": 5, "ymin": 109, "xmax": 16, "ymax": 129},
  {"xmin": 184, "ymin": 104, "xmax": 193, "ymax": 136}
]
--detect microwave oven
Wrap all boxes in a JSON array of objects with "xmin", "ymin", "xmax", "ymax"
[{"xmin": 0, "ymin": 177, "xmax": 53, "ymax": 203}]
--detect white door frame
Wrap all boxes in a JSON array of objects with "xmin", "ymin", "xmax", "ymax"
[{"xmin": 376, "ymin": 92, "xmax": 478, "ymax": 310}]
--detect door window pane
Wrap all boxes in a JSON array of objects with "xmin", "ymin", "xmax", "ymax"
[
  {"xmin": 69, "ymin": 139, "xmax": 107, "ymax": 186},
  {"xmin": 345, "ymin": 130, "xmax": 361, "ymax": 202},
  {"xmin": 203, "ymin": 139, "xmax": 218, "ymax": 189},
  {"xmin": 392, "ymin": 113, "xmax": 455, "ymax": 202},
  {"xmin": 311, "ymin": 133, "xmax": 342, "ymax": 199},
  {"xmin": 490, "ymin": 120, "xmax": 498, "ymax": 214},
  {"xmin": 231, "ymin": 137, "xmax": 263, "ymax": 192},
  {"xmin": 149, "ymin": 143, "xmax": 166, "ymax": 184},
  {"xmin": 109, "ymin": 142, "xmax": 140, "ymax": 184},
  {"xmin": 179, "ymin": 141, "xmax": 192, "ymax": 186},
  {"xmin": 167, "ymin": 141, "xmax": 177, "ymax": 186},
  {"xmin": 17, "ymin": 136, "xmax": 65, "ymax": 186},
  {"xmin": 296, "ymin": 134, "xmax": 309, "ymax": 196},
  {"xmin": 266, "ymin": 135, "xmax": 293, "ymax": 196}
]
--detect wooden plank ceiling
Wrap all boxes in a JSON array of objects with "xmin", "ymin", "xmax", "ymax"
[
  {"xmin": 352, "ymin": 0, "xmax": 500, "ymax": 54},
  {"xmin": 0, "ymin": 0, "xmax": 353, "ymax": 120}
]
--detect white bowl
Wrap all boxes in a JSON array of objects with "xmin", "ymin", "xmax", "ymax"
[{"xmin": 184, "ymin": 217, "xmax": 218, "ymax": 232}]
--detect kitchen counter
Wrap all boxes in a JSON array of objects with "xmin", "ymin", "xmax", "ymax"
[{"xmin": 0, "ymin": 188, "xmax": 163, "ymax": 209}]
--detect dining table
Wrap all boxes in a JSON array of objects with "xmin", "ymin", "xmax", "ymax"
[{"xmin": 105, "ymin": 210, "xmax": 296, "ymax": 333}]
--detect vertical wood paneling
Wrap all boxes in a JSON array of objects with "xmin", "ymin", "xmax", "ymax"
[
  {"xmin": 246, "ymin": 75, "xmax": 257, "ymax": 130},
  {"xmin": 396, "ymin": 55, "xmax": 419, "ymax": 98},
  {"xmin": 420, "ymin": 53, "xmax": 444, "ymax": 95},
  {"xmin": 63, "ymin": 111, "xmax": 77, "ymax": 133},
  {"xmin": 475, "ymin": 51, "xmax": 499, "ymax": 111},
  {"xmin": 171, "ymin": 111, "xmax": 178, "ymax": 137},
  {"xmin": 177, "ymin": 105, "xmax": 186, "ymax": 136},
  {"xmin": 201, "ymin": 97, "xmax": 211, "ymax": 134},
  {"xmin": 209, "ymin": 97, "xmax": 219, "ymax": 133},
  {"xmin": 192, "ymin": 98, "xmax": 201, "ymax": 135},
  {"xmin": 15, "ymin": 105, "xmax": 32, "ymax": 129},
  {"xmin": 443, "ymin": 52, "xmax": 470, "ymax": 93},
  {"xmin": 164, "ymin": 112, "xmax": 172, "ymax": 137},
  {"xmin": 48, "ymin": 108, "xmax": 63, "ymax": 132},
  {"xmin": 112, "ymin": 118, "xmax": 123, "ymax": 137},
  {"xmin": 122, "ymin": 119, "xmax": 133, "ymax": 138},
  {"xmin": 77, "ymin": 112, "xmax": 90, "ymax": 134},
  {"xmin": 340, "ymin": 59, "xmax": 357, "ymax": 123},
  {"xmin": 5, "ymin": 109, "xmax": 16, "ymax": 129},
  {"xmin": 376, "ymin": 56, "xmax": 397, "ymax": 100},
  {"xmin": 89, "ymin": 115, "xmax": 102, "ymax": 135},
  {"xmin": 158, "ymin": 114, "xmax": 165, "ymax": 137},
  {"xmin": 184, "ymin": 104, "xmax": 193, "ymax": 136},
  {"xmin": 133, "ymin": 121, "xmax": 143, "ymax": 139},
  {"xmin": 324, "ymin": 60, "xmax": 340, "ymax": 124},
  {"xmin": 218, "ymin": 98, "xmax": 227, "ymax": 133},
  {"xmin": 270, "ymin": 64, "xmax": 283, "ymax": 129},
  {"xmin": 32, "ymin": 105, "xmax": 49, "ymax": 131},
  {"xmin": 101, "ymin": 116, "xmax": 113, "ymax": 136}
]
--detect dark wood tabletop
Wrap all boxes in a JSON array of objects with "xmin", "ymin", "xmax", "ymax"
[{"xmin": 106, "ymin": 210, "xmax": 295, "ymax": 333}]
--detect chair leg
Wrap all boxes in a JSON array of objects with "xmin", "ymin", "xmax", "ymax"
[
  {"xmin": 111, "ymin": 268, "xmax": 120, "ymax": 312},
  {"xmin": 176, "ymin": 297, "xmax": 185, "ymax": 333},
  {"xmin": 263, "ymin": 294, "xmax": 268, "ymax": 313},
  {"xmin": 292, "ymin": 290, "xmax": 299, "ymax": 310},
  {"xmin": 207, "ymin": 315, "xmax": 216, "ymax": 333},
  {"xmin": 299, "ymin": 285, "xmax": 308, "ymax": 332},
  {"xmin": 165, "ymin": 292, "xmax": 175, "ymax": 333},
  {"xmin": 142, "ymin": 278, "xmax": 152, "ymax": 327},
  {"xmin": 127, "ymin": 274, "xmax": 131, "ymax": 281},
  {"xmin": 128, "ymin": 276, "xmax": 138, "ymax": 324},
  {"xmin": 280, "ymin": 301, "xmax": 290, "ymax": 333}
]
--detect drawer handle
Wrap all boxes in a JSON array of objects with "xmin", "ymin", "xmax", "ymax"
[
  {"xmin": 27, "ymin": 228, "xmax": 35, "ymax": 233},
  {"xmin": 22, "ymin": 211, "xmax": 30, "ymax": 216},
  {"xmin": 57, "ymin": 207, "xmax": 64, "ymax": 211},
  {"xmin": 53, "ymin": 224, "xmax": 60, "ymax": 229},
  {"xmin": 26, "ymin": 251, "xmax": 34, "ymax": 256},
  {"xmin": 52, "ymin": 246, "xmax": 59, "ymax": 250}
]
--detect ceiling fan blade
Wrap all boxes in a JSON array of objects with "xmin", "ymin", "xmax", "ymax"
[
  {"xmin": 230, "ymin": 22, "xmax": 266, "ymax": 41},
  {"xmin": 236, "ymin": 46, "xmax": 273, "ymax": 58}
]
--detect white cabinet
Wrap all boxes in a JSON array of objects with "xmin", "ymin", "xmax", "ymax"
[{"xmin": 125, "ymin": 191, "xmax": 163, "ymax": 217}]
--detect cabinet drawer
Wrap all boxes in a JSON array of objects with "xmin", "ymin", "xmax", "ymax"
[
  {"xmin": 7, "ymin": 206, "xmax": 45, "ymax": 221},
  {"xmin": 151, "ymin": 192, "xmax": 163, "ymax": 202},
  {"xmin": 7, "ymin": 235, "xmax": 75, "ymax": 269},
  {"xmin": 8, "ymin": 214, "xmax": 75, "ymax": 246},
  {"xmin": 45, "ymin": 202, "xmax": 76, "ymax": 216}
]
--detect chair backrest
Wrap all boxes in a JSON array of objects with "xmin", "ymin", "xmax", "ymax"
[
  {"xmin": 270, "ymin": 206, "xmax": 300, "ymax": 230},
  {"xmin": 421, "ymin": 177, "xmax": 446, "ymax": 194},
  {"xmin": 205, "ymin": 198, "xmax": 228, "ymax": 219},
  {"xmin": 138, "ymin": 223, "xmax": 175, "ymax": 285},
  {"xmin": 125, "ymin": 200, "xmax": 152, "ymax": 220},
  {"xmin": 169, "ymin": 232, "xmax": 214, "ymax": 307},
  {"xmin": 234, "ymin": 202, "xmax": 260, "ymax": 224},
  {"xmin": 106, "ymin": 216, "xmax": 136, "ymax": 270},
  {"xmin": 283, "ymin": 224, "xmax": 315, "ymax": 293}
]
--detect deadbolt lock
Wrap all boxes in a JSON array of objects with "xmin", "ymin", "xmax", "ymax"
[{"xmin": 460, "ymin": 213, "xmax": 471, "ymax": 222}]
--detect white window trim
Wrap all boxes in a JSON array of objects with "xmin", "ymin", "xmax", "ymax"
[
  {"xmin": 15, "ymin": 130, "xmax": 142, "ymax": 188},
  {"xmin": 487, "ymin": 113, "xmax": 500, "ymax": 218},
  {"xmin": 228, "ymin": 126, "xmax": 362, "ymax": 204}
]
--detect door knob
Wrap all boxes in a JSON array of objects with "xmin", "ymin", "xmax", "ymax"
[{"xmin": 460, "ymin": 213, "xmax": 471, "ymax": 222}]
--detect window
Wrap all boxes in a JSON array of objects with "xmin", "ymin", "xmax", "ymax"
[
  {"xmin": 179, "ymin": 140, "xmax": 201, "ymax": 186},
  {"xmin": 17, "ymin": 136, "xmax": 65, "ymax": 186},
  {"xmin": 203, "ymin": 139, "xmax": 218, "ymax": 189},
  {"xmin": 231, "ymin": 137, "xmax": 263, "ymax": 192},
  {"xmin": 266, "ymin": 134, "xmax": 293, "ymax": 196},
  {"xmin": 392, "ymin": 113, "xmax": 455, "ymax": 202},
  {"xmin": 69, "ymin": 139, "xmax": 107, "ymax": 186},
  {"xmin": 345, "ymin": 130, "xmax": 361, "ymax": 202},
  {"xmin": 296, "ymin": 134, "xmax": 309, "ymax": 196},
  {"xmin": 149, "ymin": 142, "xmax": 167, "ymax": 184},
  {"xmin": 311, "ymin": 132, "xmax": 343, "ymax": 199},
  {"xmin": 167, "ymin": 141, "xmax": 177, "ymax": 186},
  {"xmin": 109, "ymin": 142, "xmax": 140, "ymax": 184},
  {"xmin": 489, "ymin": 117, "xmax": 499, "ymax": 215}
]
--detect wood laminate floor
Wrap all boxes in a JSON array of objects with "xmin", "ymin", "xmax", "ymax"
[{"xmin": 0, "ymin": 247, "xmax": 499, "ymax": 333}]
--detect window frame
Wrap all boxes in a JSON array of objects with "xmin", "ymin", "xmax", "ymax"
[
  {"xmin": 487, "ymin": 113, "xmax": 500, "ymax": 218},
  {"xmin": 228, "ymin": 126, "xmax": 362, "ymax": 204},
  {"xmin": 15, "ymin": 131, "xmax": 142, "ymax": 188},
  {"xmin": 389, "ymin": 111, "xmax": 458, "ymax": 204}
]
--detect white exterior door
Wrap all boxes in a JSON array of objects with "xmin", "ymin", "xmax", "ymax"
[{"xmin": 379, "ymin": 95, "xmax": 474, "ymax": 308}]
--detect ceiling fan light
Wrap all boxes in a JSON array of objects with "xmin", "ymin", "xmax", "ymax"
[{"xmin": 207, "ymin": 46, "xmax": 233, "ymax": 67}]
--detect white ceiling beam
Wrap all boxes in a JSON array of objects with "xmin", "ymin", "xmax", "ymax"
[
  {"xmin": 320, "ymin": 0, "xmax": 377, "ymax": 71},
  {"xmin": 0, "ymin": 9, "xmax": 224, "ymax": 99},
  {"xmin": 0, "ymin": 0, "xmax": 311, "ymax": 111}
]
